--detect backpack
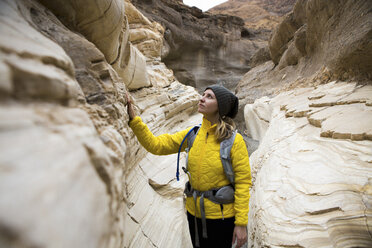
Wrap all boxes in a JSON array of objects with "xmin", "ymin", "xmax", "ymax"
[{"xmin": 176, "ymin": 125, "xmax": 237, "ymax": 184}]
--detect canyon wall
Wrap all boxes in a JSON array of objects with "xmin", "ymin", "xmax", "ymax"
[
  {"xmin": 0, "ymin": 0, "xmax": 199, "ymax": 247},
  {"xmin": 246, "ymin": 80, "xmax": 372, "ymax": 248},
  {"xmin": 1, "ymin": 0, "xmax": 371, "ymax": 247},
  {"xmin": 210, "ymin": 0, "xmax": 296, "ymax": 40},
  {"xmin": 209, "ymin": 0, "xmax": 296, "ymax": 70},
  {"xmin": 237, "ymin": 0, "xmax": 372, "ymax": 106},
  {"xmin": 131, "ymin": 0, "xmax": 260, "ymax": 91},
  {"xmin": 238, "ymin": 0, "xmax": 372, "ymax": 247}
]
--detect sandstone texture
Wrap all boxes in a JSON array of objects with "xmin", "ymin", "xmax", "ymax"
[
  {"xmin": 1, "ymin": 0, "xmax": 372, "ymax": 247},
  {"xmin": 39, "ymin": 0, "xmax": 150, "ymax": 90},
  {"xmin": 236, "ymin": 0, "xmax": 372, "ymax": 137},
  {"xmin": 237, "ymin": 0, "xmax": 372, "ymax": 109},
  {"xmin": 0, "ymin": 0, "xmax": 199, "ymax": 247},
  {"xmin": 238, "ymin": 0, "xmax": 372, "ymax": 247},
  {"xmin": 245, "ymin": 81, "xmax": 372, "ymax": 247}
]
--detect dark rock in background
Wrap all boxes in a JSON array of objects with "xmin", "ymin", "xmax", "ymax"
[{"xmin": 131, "ymin": 0, "xmax": 259, "ymax": 91}]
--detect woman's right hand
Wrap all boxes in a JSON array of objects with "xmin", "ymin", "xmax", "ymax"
[
  {"xmin": 232, "ymin": 225, "xmax": 247, "ymax": 248},
  {"xmin": 126, "ymin": 92, "xmax": 137, "ymax": 120}
]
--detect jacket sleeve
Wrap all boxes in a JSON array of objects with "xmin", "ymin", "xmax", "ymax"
[
  {"xmin": 129, "ymin": 116, "xmax": 191, "ymax": 155},
  {"xmin": 230, "ymin": 133, "xmax": 252, "ymax": 226}
]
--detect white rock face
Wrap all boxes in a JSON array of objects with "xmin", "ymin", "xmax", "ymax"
[
  {"xmin": 38, "ymin": 0, "xmax": 125, "ymax": 65},
  {"xmin": 0, "ymin": 104, "xmax": 112, "ymax": 248},
  {"xmin": 0, "ymin": 0, "xmax": 199, "ymax": 247},
  {"xmin": 246, "ymin": 81, "xmax": 372, "ymax": 248},
  {"xmin": 120, "ymin": 44, "xmax": 151, "ymax": 90},
  {"xmin": 244, "ymin": 96, "xmax": 271, "ymax": 142},
  {"xmin": 39, "ymin": 0, "xmax": 151, "ymax": 91}
]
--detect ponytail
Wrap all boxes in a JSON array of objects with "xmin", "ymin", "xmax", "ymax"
[{"xmin": 215, "ymin": 116, "xmax": 236, "ymax": 142}]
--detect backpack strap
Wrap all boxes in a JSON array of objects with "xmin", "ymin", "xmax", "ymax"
[
  {"xmin": 176, "ymin": 125, "xmax": 201, "ymax": 181},
  {"xmin": 185, "ymin": 125, "xmax": 200, "ymax": 171},
  {"xmin": 186, "ymin": 125, "xmax": 200, "ymax": 151},
  {"xmin": 220, "ymin": 130, "xmax": 237, "ymax": 186}
]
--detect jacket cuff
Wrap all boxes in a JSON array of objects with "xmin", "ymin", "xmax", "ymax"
[
  {"xmin": 129, "ymin": 116, "xmax": 141, "ymax": 127},
  {"xmin": 234, "ymin": 215, "xmax": 248, "ymax": 226}
]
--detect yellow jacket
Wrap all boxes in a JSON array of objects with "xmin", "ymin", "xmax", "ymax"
[{"xmin": 129, "ymin": 116, "xmax": 251, "ymax": 226}]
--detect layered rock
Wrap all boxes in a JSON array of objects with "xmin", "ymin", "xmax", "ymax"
[
  {"xmin": 270, "ymin": 0, "xmax": 372, "ymax": 77},
  {"xmin": 131, "ymin": 0, "xmax": 258, "ymax": 91},
  {"xmin": 209, "ymin": 0, "xmax": 296, "ymax": 40},
  {"xmin": 2, "ymin": 0, "xmax": 371, "ymax": 247},
  {"xmin": 245, "ymin": 81, "xmax": 372, "ymax": 247},
  {"xmin": 238, "ymin": 0, "xmax": 372, "ymax": 247},
  {"xmin": 209, "ymin": 0, "xmax": 296, "ymax": 69},
  {"xmin": 39, "ymin": 0, "xmax": 150, "ymax": 90},
  {"xmin": 0, "ymin": 1, "xmax": 117, "ymax": 246},
  {"xmin": 236, "ymin": 0, "xmax": 372, "ymax": 129},
  {"xmin": 0, "ymin": 0, "xmax": 199, "ymax": 247}
]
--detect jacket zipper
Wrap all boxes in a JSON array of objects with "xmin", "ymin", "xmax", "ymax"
[{"xmin": 196, "ymin": 131, "xmax": 209, "ymax": 190}]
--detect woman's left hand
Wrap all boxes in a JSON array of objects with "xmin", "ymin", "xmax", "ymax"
[
  {"xmin": 125, "ymin": 92, "xmax": 137, "ymax": 120},
  {"xmin": 232, "ymin": 225, "xmax": 247, "ymax": 248}
]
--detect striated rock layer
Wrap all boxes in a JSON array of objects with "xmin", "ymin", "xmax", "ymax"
[
  {"xmin": 238, "ymin": 0, "xmax": 372, "ymax": 247},
  {"xmin": 235, "ymin": 0, "xmax": 372, "ymax": 145},
  {"xmin": 237, "ymin": 0, "xmax": 372, "ymax": 108},
  {"xmin": 0, "ymin": 0, "xmax": 199, "ymax": 247},
  {"xmin": 1, "ymin": 0, "xmax": 371, "ymax": 247},
  {"xmin": 209, "ymin": 0, "xmax": 296, "ymax": 40},
  {"xmin": 131, "ymin": 0, "xmax": 259, "ymax": 91},
  {"xmin": 245, "ymin": 81, "xmax": 372, "ymax": 247}
]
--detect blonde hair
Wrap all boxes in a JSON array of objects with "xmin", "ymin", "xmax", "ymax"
[{"xmin": 215, "ymin": 116, "xmax": 236, "ymax": 142}]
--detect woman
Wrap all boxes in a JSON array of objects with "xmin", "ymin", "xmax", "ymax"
[{"xmin": 127, "ymin": 85, "xmax": 251, "ymax": 248}]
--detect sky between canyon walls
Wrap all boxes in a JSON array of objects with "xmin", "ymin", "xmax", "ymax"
[{"xmin": 183, "ymin": 0, "xmax": 228, "ymax": 11}]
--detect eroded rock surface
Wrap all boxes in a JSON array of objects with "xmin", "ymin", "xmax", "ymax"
[
  {"xmin": 210, "ymin": 0, "xmax": 296, "ymax": 40},
  {"xmin": 237, "ymin": 0, "xmax": 372, "ymax": 111},
  {"xmin": 39, "ymin": 0, "xmax": 151, "ymax": 90},
  {"xmin": 0, "ymin": 0, "xmax": 199, "ymax": 247},
  {"xmin": 238, "ymin": 1, "xmax": 372, "ymax": 247},
  {"xmin": 131, "ymin": 0, "xmax": 259, "ymax": 91},
  {"xmin": 1, "ymin": 0, "xmax": 371, "ymax": 247},
  {"xmin": 245, "ymin": 81, "xmax": 372, "ymax": 247}
]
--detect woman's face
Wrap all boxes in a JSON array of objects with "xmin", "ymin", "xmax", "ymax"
[{"xmin": 198, "ymin": 89, "xmax": 219, "ymax": 117}]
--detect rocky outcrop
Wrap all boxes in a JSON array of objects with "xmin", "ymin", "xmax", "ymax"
[
  {"xmin": 1, "ymin": 0, "xmax": 371, "ymax": 247},
  {"xmin": 39, "ymin": 0, "xmax": 150, "ymax": 90},
  {"xmin": 130, "ymin": 0, "xmax": 259, "ymax": 91},
  {"xmin": 0, "ymin": 0, "xmax": 199, "ymax": 247},
  {"xmin": 269, "ymin": 0, "xmax": 372, "ymax": 78},
  {"xmin": 245, "ymin": 81, "xmax": 372, "ymax": 247},
  {"xmin": 208, "ymin": 0, "xmax": 296, "ymax": 70},
  {"xmin": 238, "ymin": 0, "xmax": 372, "ymax": 247},
  {"xmin": 209, "ymin": 0, "xmax": 296, "ymax": 40},
  {"xmin": 236, "ymin": 0, "xmax": 372, "ymax": 122}
]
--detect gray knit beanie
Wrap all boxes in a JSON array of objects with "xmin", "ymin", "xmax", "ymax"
[{"xmin": 205, "ymin": 85, "xmax": 239, "ymax": 119}]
